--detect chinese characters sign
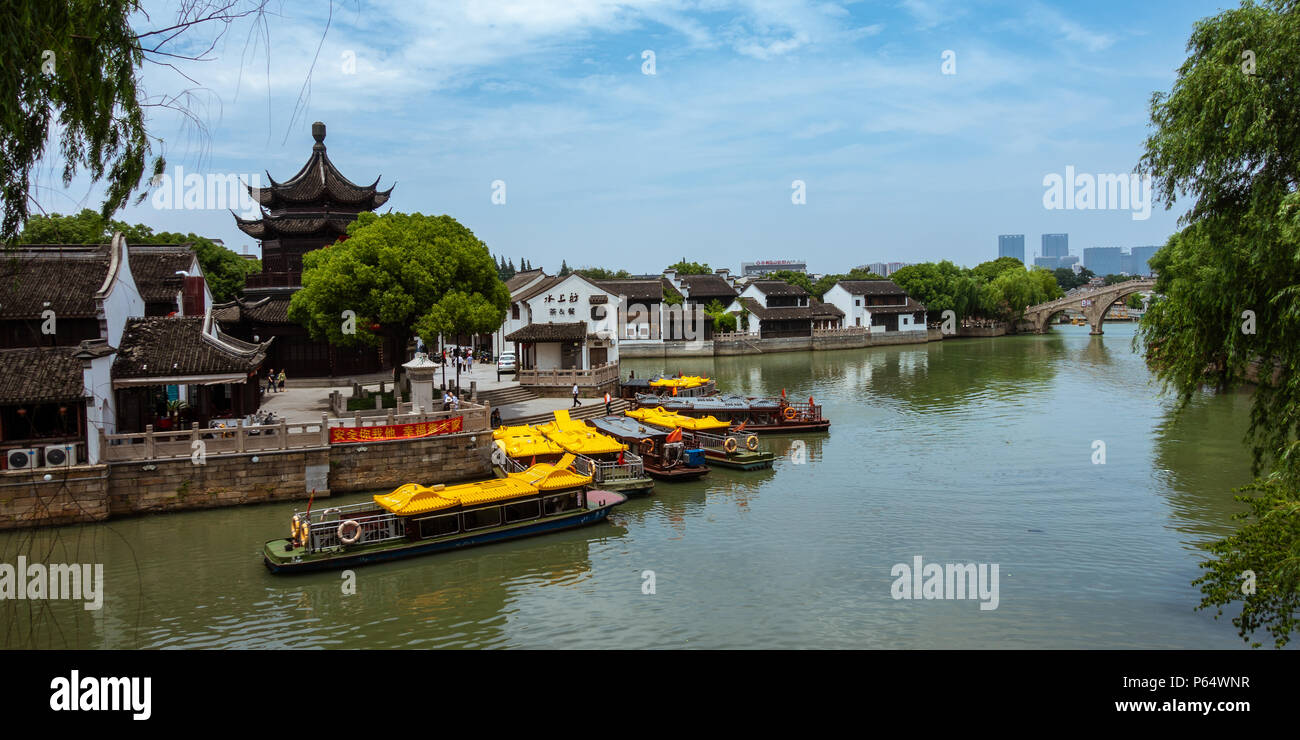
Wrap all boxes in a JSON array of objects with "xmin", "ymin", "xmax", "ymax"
[{"xmin": 329, "ymin": 416, "xmax": 463, "ymax": 444}]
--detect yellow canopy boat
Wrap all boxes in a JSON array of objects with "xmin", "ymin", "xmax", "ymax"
[
  {"xmin": 537, "ymin": 409, "xmax": 627, "ymax": 455},
  {"xmin": 493, "ymin": 424, "xmax": 566, "ymax": 459},
  {"xmin": 625, "ymin": 406, "xmax": 731, "ymax": 432},
  {"xmin": 648, "ymin": 375, "xmax": 710, "ymax": 388},
  {"xmin": 373, "ymin": 455, "xmax": 591, "ymax": 515}
]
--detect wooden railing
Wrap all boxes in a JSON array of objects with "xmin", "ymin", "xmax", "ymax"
[
  {"xmin": 517, "ymin": 362, "xmax": 619, "ymax": 387},
  {"xmin": 100, "ymin": 404, "xmax": 489, "ymax": 462},
  {"xmin": 812, "ymin": 327, "xmax": 868, "ymax": 337},
  {"xmin": 711, "ymin": 331, "xmax": 759, "ymax": 341}
]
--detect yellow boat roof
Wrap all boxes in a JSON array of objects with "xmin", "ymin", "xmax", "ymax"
[
  {"xmin": 537, "ymin": 409, "xmax": 627, "ymax": 455},
  {"xmin": 493, "ymin": 424, "xmax": 565, "ymax": 458},
  {"xmin": 506, "ymin": 453, "xmax": 593, "ymax": 491},
  {"xmin": 373, "ymin": 477, "xmax": 537, "ymax": 515},
  {"xmin": 648, "ymin": 375, "xmax": 709, "ymax": 387},
  {"xmin": 625, "ymin": 406, "xmax": 731, "ymax": 431}
]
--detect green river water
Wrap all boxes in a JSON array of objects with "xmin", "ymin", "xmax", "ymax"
[{"xmin": 0, "ymin": 324, "xmax": 1260, "ymax": 648}]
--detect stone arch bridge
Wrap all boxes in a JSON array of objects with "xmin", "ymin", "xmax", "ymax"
[{"xmin": 1021, "ymin": 278, "xmax": 1156, "ymax": 335}]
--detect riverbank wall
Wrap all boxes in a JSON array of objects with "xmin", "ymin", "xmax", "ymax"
[
  {"xmin": 0, "ymin": 428, "xmax": 494, "ymax": 531},
  {"xmin": 620, "ymin": 329, "xmax": 947, "ymax": 358}
]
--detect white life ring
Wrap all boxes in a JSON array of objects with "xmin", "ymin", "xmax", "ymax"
[{"xmin": 337, "ymin": 519, "xmax": 362, "ymax": 545}]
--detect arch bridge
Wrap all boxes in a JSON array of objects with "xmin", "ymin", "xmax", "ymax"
[{"xmin": 1021, "ymin": 278, "xmax": 1156, "ymax": 335}]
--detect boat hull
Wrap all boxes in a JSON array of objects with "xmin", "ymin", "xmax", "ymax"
[
  {"xmin": 704, "ymin": 451, "xmax": 774, "ymax": 470},
  {"xmin": 263, "ymin": 493, "xmax": 625, "ymax": 574},
  {"xmin": 644, "ymin": 463, "xmax": 710, "ymax": 481},
  {"xmin": 599, "ymin": 477, "xmax": 656, "ymax": 496}
]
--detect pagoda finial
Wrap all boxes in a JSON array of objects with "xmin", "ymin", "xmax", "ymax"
[{"xmin": 312, "ymin": 121, "xmax": 326, "ymax": 150}]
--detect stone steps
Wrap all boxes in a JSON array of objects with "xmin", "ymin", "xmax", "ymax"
[
  {"xmin": 479, "ymin": 385, "xmax": 540, "ymax": 407},
  {"xmin": 506, "ymin": 398, "xmax": 632, "ymax": 426}
]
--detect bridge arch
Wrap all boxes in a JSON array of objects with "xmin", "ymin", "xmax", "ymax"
[{"xmin": 1022, "ymin": 279, "xmax": 1156, "ymax": 335}]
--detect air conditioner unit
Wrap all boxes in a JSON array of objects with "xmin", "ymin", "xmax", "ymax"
[
  {"xmin": 6, "ymin": 448, "xmax": 39, "ymax": 470},
  {"xmin": 43, "ymin": 444, "xmax": 77, "ymax": 468}
]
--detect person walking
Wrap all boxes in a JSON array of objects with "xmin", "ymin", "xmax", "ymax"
[
  {"xmin": 277, "ymin": 369, "xmax": 286, "ymax": 392},
  {"xmin": 572, "ymin": 383, "xmax": 580, "ymax": 408},
  {"xmin": 603, "ymin": 390, "xmax": 611, "ymax": 415},
  {"xmin": 266, "ymin": 368, "xmax": 276, "ymax": 393},
  {"xmin": 466, "ymin": 349, "xmax": 473, "ymax": 371}
]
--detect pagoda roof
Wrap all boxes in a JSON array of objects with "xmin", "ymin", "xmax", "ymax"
[
  {"xmin": 245, "ymin": 121, "xmax": 393, "ymax": 211},
  {"xmin": 233, "ymin": 211, "xmax": 359, "ymax": 239}
]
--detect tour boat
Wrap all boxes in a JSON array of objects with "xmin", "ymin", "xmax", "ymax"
[
  {"xmin": 586, "ymin": 415, "xmax": 710, "ymax": 481},
  {"xmin": 634, "ymin": 391, "xmax": 830, "ymax": 433},
  {"xmin": 534, "ymin": 410, "xmax": 656, "ymax": 495},
  {"xmin": 262, "ymin": 455, "xmax": 626, "ymax": 574},
  {"xmin": 620, "ymin": 374, "xmax": 716, "ymax": 399},
  {"xmin": 624, "ymin": 407, "xmax": 773, "ymax": 470}
]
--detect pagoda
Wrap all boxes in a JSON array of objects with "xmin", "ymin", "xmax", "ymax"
[{"xmin": 217, "ymin": 122, "xmax": 396, "ymax": 378}]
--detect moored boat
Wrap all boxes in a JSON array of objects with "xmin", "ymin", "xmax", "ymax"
[
  {"xmin": 262, "ymin": 455, "xmax": 626, "ymax": 574},
  {"xmin": 634, "ymin": 391, "xmax": 830, "ymax": 433},
  {"xmin": 625, "ymin": 407, "xmax": 774, "ymax": 470},
  {"xmin": 619, "ymin": 373, "xmax": 717, "ymax": 399},
  {"xmin": 587, "ymin": 414, "xmax": 710, "ymax": 481},
  {"xmin": 535, "ymin": 410, "xmax": 656, "ymax": 495}
]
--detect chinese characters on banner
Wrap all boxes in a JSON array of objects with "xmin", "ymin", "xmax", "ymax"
[{"xmin": 329, "ymin": 416, "xmax": 464, "ymax": 444}]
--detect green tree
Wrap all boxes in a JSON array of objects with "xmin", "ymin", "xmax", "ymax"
[
  {"xmin": 574, "ymin": 267, "xmax": 631, "ymax": 280},
  {"xmin": 666, "ymin": 259, "xmax": 712, "ymax": 275},
  {"xmin": 16, "ymin": 209, "xmax": 260, "ymax": 302},
  {"xmin": 970, "ymin": 256, "xmax": 1026, "ymax": 284},
  {"xmin": 1126, "ymin": 293, "xmax": 1144, "ymax": 310},
  {"xmin": 1136, "ymin": 0, "xmax": 1300, "ymax": 647},
  {"xmin": 983, "ymin": 267, "xmax": 1060, "ymax": 321},
  {"xmin": 1053, "ymin": 267, "xmax": 1094, "ymax": 291},
  {"xmin": 559, "ymin": 259, "xmax": 571, "ymax": 276},
  {"xmin": 288, "ymin": 212, "xmax": 509, "ymax": 366},
  {"xmin": 890, "ymin": 261, "xmax": 980, "ymax": 322},
  {"xmin": 810, "ymin": 268, "xmax": 886, "ymax": 299}
]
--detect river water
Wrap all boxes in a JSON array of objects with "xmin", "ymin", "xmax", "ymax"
[{"xmin": 1, "ymin": 324, "xmax": 1259, "ymax": 648}]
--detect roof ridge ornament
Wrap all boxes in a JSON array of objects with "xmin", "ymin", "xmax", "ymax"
[{"xmin": 312, "ymin": 121, "xmax": 326, "ymax": 150}]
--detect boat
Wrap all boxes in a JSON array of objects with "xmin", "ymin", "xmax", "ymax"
[
  {"xmin": 633, "ymin": 391, "xmax": 830, "ymax": 433},
  {"xmin": 262, "ymin": 455, "xmax": 626, "ymax": 573},
  {"xmin": 625, "ymin": 407, "xmax": 774, "ymax": 470},
  {"xmin": 619, "ymin": 374, "xmax": 717, "ymax": 399},
  {"xmin": 535, "ymin": 410, "xmax": 656, "ymax": 495},
  {"xmin": 587, "ymin": 414, "xmax": 711, "ymax": 481},
  {"xmin": 493, "ymin": 424, "xmax": 566, "ymax": 464}
]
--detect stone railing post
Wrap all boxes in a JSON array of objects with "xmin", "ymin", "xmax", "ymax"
[
  {"xmin": 321, "ymin": 413, "xmax": 331, "ymax": 445},
  {"xmin": 280, "ymin": 419, "xmax": 289, "ymax": 449},
  {"xmin": 145, "ymin": 424, "xmax": 155, "ymax": 460}
]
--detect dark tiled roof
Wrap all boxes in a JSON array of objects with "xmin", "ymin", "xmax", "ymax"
[
  {"xmin": 750, "ymin": 280, "xmax": 808, "ymax": 297},
  {"xmin": 513, "ymin": 275, "xmax": 565, "ymax": 303},
  {"xmin": 211, "ymin": 295, "xmax": 292, "ymax": 325},
  {"xmin": 129, "ymin": 246, "xmax": 195, "ymax": 303},
  {"xmin": 866, "ymin": 297, "xmax": 928, "ymax": 315},
  {"xmin": 234, "ymin": 212, "xmax": 358, "ymax": 239},
  {"xmin": 0, "ymin": 249, "xmax": 110, "ymax": 318},
  {"xmin": 835, "ymin": 279, "xmax": 908, "ymax": 296},
  {"xmin": 506, "ymin": 269, "xmax": 548, "ymax": 293},
  {"xmin": 809, "ymin": 298, "xmax": 844, "ymax": 317},
  {"xmin": 735, "ymin": 296, "xmax": 817, "ymax": 321},
  {"xmin": 504, "ymin": 322, "xmax": 588, "ymax": 342},
  {"xmin": 678, "ymin": 274, "xmax": 737, "ymax": 299},
  {"xmin": 247, "ymin": 123, "xmax": 392, "ymax": 210},
  {"xmin": 0, "ymin": 347, "xmax": 85, "ymax": 403},
  {"xmin": 113, "ymin": 317, "xmax": 268, "ymax": 379},
  {"xmin": 595, "ymin": 279, "xmax": 676, "ymax": 302}
]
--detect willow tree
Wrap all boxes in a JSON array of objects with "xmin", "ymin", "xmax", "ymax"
[
  {"xmin": 288, "ymin": 212, "xmax": 510, "ymax": 380},
  {"xmin": 1137, "ymin": 0, "xmax": 1300, "ymax": 647}
]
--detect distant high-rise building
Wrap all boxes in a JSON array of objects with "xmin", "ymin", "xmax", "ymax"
[
  {"xmin": 1034, "ymin": 256, "xmax": 1062, "ymax": 270},
  {"xmin": 741, "ymin": 260, "xmax": 807, "ymax": 277},
  {"xmin": 1084, "ymin": 247, "xmax": 1124, "ymax": 276},
  {"xmin": 856, "ymin": 262, "xmax": 911, "ymax": 277},
  {"xmin": 1128, "ymin": 246, "xmax": 1159, "ymax": 276},
  {"xmin": 1041, "ymin": 233, "xmax": 1069, "ymax": 258},
  {"xmin": 998, "ymin": 234, "xmax": 1026, "ymax": 264}
]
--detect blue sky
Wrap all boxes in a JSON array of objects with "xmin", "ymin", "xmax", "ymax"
[{"xmin": 36, "ymin": 0, "xmax": 1232, "ymax": 273}]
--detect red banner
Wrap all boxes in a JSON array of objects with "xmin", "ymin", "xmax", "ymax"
[{"xmin": 329, "ymin": 416, "xmax": 463, "ymax": 444}]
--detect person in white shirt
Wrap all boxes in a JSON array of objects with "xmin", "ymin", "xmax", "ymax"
[{"xmin": 572, "ymin": 383, "xmax": 580, "ymax": 408}]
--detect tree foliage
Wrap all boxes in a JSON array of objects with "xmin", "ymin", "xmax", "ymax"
[
  {"xmin": 889, "ymin": 260, "xmax": 980, "ymax": 322},
  {"xmin": 16, "ymin": 208, "xmax": 260, "ymax": 302},
  {"xmin": 766, "ymin": 269, "xmax": 814, "ymax": 295},
  {"xmin": 288, "ymin": 212, "xmax": 509, "ymax": 353},
  {"xmin": 810, "ymin": 267, "xmax": 885, "ymax": 299},
  {"xmin": 666, "ymin": 259, "xmax": 712, "ymax": 275},
  {"xmin": 1135, "ymin": 0, "xmax": 1300, "ymax": 647},
  {"xmin": 574, "ymin": 267, "xmax": 631, "ymax": 280}
]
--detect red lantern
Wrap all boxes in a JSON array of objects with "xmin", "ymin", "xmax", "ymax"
[
  {"xmin": 370, "ymin": 323, "xmax": 382, "ymax": 332},
  {"xmin": 16, "ymin": 408, "xmax": 26, "ymax": 416}
]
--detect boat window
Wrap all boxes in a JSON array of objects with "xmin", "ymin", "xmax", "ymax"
[
  {"xmin": 417, "ymin": 513, "xmax": 460, "ymax": 539},
  {"xmin": 542, "ymin": 492, "xmax": 580, "ymax": 515},
  {"xmin": 504, "ymin": 499, "xmax": 541, "ymax": 523},
  {"xmin": 463, "ymin": 506, "xmax": 503, "ymax": 531}
]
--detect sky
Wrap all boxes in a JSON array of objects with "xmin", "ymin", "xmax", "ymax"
[{"xmin": 31, "ymin": 0, "xmax": 1235, "ymax": 274}]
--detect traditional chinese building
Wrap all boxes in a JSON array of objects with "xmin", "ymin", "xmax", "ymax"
[{"xmin": 221, "ymin": 121, "xmax": 396, "ymax": 378}]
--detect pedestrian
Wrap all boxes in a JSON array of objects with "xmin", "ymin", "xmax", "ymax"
[
  {"xmin": 277, "ymin": 369, "xmax": 286, "ymax": 392},
  {"xmin": 451, "ymin": 393, "xmax": 461, "ymax": 411},
  {"xmin": 442, "ymin": 391, "xmax": 451, "ymax": 411},
  {"xmin": 572, "ymin": 383, "xmax": 580, "ymax": 408},
  {"xmin": 267, "ymin": 368, "xmax": 276, "ymax": 393},
  {"xmin": 604, "ymin": 390, "xmax": 611, "ymax": 415},
  {"xmin": 467, "ymin": 349, "xmax": 473, "ymax": 371}
]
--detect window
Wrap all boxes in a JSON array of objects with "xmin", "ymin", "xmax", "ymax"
[
  {"xmin": 543, "ymin": 493, "xmax": 580, "ymax": 515},
  {"xmin": 463, "ymin": 507, "xmax": 503, "ymax": 530},
  {"xmin": 504, "ymin": 499, "xmax": 541, "ymax": 523},
  {"xmin": 511, "ymin": 304, "xmax": 520, "ymax": 320},
  {"xmin": 417, "ymin": 513, "xmax": 461, "ymax": 539},
  {"xmin": 855, "ymin": 298, "xmax": 861, "ymax": 307}
]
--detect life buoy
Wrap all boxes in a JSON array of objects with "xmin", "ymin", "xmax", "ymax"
[
  {"xmin": 640, "ymin": 437, "xmax": 655, "ymax": 454},
  {"xmin": 782, "ymin": 406, "xmax": 797, "ymax": 420},
  {"xmin": 724, "ymin": 437, "xmax": 738, "ymax": 453},
  {"xmin": 746, "ymin": 435, "xmax": 759, "ymax": 451},
  {"xmin": 337, "ymin": 519, "xmax": 362, "ymax": 545}
]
